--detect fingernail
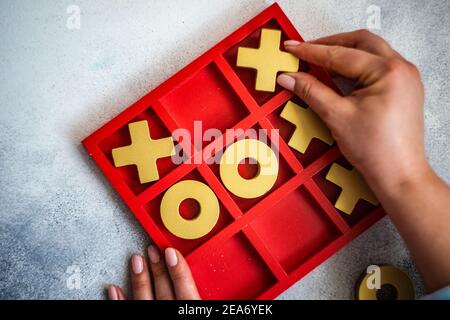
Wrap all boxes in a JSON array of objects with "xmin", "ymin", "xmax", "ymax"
[
  {"xmin": 284, "ymin": 40, "xmax": 301, "ymax": 46},
  {"xmin": 165, "ymin": 248, "xmax": 178, "ymax": 267},
  {"xmin": 131, "ymin": 255, "xmax": 144, "ymax": 274},
  {"xmin": 277, "ymin": 74, "xmax": 296, "ymax": 91},
  {"xmin": 108, "ymin": 286, "xmax": 118, "ymax": 300},
  {"xmin": 148, "ymin": 245, "xmax": 160, "ymax": 264}
]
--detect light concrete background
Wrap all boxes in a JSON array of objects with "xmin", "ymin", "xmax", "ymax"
[{"xmin": 0, "ymin": 0, "xmax": 448, "ymax": 299}]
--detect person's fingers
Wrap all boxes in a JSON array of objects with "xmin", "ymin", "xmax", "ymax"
[
  {"xmin": 277, "ymin": 72, "xmax": 351, "ymax": 125},
  {"xmin": 308, "ymin": 29, "xmax": 397, "ymax": 58},
  {"xmin": 148, "ymin": 245, "xmax": 175, "ymax": 300},
  {"xmin": 107, "ymin": 285, "xmax": 126, "ymax": 300},
  {"xmin": 108, "ymin": 285, "xmax": 119, "ymax": 300},
  {"xmin": 284, "ymin": 42, "xmax": 386, "ymax": 85},
  {"xmin": 165, "ymin": 248, "xmax": 201, "ymax": 300},
  {"xmin": 130, "ymin": 254, "xmax": 154, "ymax": 300},
  {"xmin": 115, "ymin": 286, "xmax": 126, "ymax": 300}
]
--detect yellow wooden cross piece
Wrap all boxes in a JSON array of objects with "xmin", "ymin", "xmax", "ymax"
[
  {"xmin": 237, "ymin": 28, "xmax": 299, "ymax": 92},
  {"xmin": 112, "ymin": 120, "xmax": 175, "ymax": 184},
  {"xmin": 280, "ymin": 101, "xmax": 334, "ymax": 153},
  {"xmin": 325, "ymin": 163, "xmax": 378, "ymax": 215}
]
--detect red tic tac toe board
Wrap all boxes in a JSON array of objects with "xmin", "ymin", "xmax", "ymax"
[{"xmin": 83, "ymin": 3, "xmax": 385, "ymax": 299}]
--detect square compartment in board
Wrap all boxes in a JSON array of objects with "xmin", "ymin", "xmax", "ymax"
[
  {"xmin": 190, "ymin": 232, "xmax": 277, "ymax": 299},
  {"xmin": 99, "ymin": 107, "xmax": 179, "ymax": 196},
  {"xmin": 207, "ymin": 126, "xmax": 295, "ymax": 213},
  {"xmin": 224, "ymin": 19, "xmax": 308, "ymax": 106},
  {"xmin": 158, "ymin": 63, "xmax": 249, "ymax": 149},
  {"xmin": 267, "ymin": 97, "xmax": 336, "ymax": 167},
  {"xmin": 144, "ymin": 169, "xmax": 234, "ymax": 256},
  {"xmin": 250, "ymin": 185, "xmax": 341, "ymax": 273},
  {"xmin": 313, "ymin": 157, "xmax": 378, "ymax": 226}
]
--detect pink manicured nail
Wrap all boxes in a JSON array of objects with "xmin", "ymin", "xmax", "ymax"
[
  {"xmin": 165, "ymin": 248, "xmax": 178, "ymax": 267},
  {"xmin": 284, "ymin": 40, "xmax": 301, "ymax": 46},
  {"xmin": 108, "ymin": 286, "xmax": 118, "ymax": 300},
  {"xmin": 131, "ymin": 255, "xmax": 144, "ymax": 274},
  {"xmin": 277, "ymin": 74, "xmax": 296, "ymax": 91},
  {"xmin": 148, "ymin": 245, "xmax": 160, "ymax": 264}
]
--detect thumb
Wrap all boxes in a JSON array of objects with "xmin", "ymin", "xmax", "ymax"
[{"xmin": 277, "ymin": 72, "xmax": 348, "ymax": 124}]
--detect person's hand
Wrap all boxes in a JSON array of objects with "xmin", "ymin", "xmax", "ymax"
[
  {"xmin": 277, "ymin": 30, "xmax": 450, "ymax": 292},
  {"xmin": 277, "ymin": 29, "xmax": 430, "ymax": 194},
  {"xmin": 108, "ymin": 246, "xmax": 201, "ymax": 300}
]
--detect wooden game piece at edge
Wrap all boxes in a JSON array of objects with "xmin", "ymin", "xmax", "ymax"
[{"xmin": 356, "ymin": 265, "xmax": 415, "ymax": 300}]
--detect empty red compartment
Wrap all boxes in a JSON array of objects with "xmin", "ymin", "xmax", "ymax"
[
  {"xmin": 190, "ymin": 232, "xmax": 277, "ymax": 299},
  {"xmin": 144, "ymin": 169, "xmax": 234, "ymax": 256},
  {"xmin": 250, "ymin": 185, "xmax": 341, "ymax": 273},
  {"xmin": 158, "ymin": 62, "xmax": 249, "ymax": 149},
  {"xmin": 313, "ymin": 157, "xmax": 378, "ymax": 226},
  {"xmin": 99, "ymin": 108, "xmax": 178, "ymax": 195}
]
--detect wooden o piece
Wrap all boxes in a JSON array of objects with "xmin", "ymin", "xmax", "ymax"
[
  {"xmin": 356, "ymin": 265, "xmax": 415, "ymax": 300},
  {"xmin": 220, "ymin": 138, "xmax": 279, "ymax": 199},
  {"xmin": 160, "ymin": 180, "xmax": 220, "ymax": 240}
]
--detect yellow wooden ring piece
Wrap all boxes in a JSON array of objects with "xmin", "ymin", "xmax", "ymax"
[
  {"xmin": 219, "ymin": 138, "xmax": 279, "ymax": 199},
  {"xmin": 160, "ymin": 180, "xmax": 220, "ymax": 240},
  {"xmin": 356, "ymin": 265, "xmax": 415, "ymax": 300}
]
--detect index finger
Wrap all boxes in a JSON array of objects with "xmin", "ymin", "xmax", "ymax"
[
  {"xmin": 285, "ymin": 43, "xmax": 386, "ymax": 85},
  {"xmin": 309, "ymin": 29, "xmax": 398, "ymax": 58}
]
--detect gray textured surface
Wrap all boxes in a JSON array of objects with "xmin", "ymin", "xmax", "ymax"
[{"xmin": 0, "ymin": 0, "xmax": 448, "ymax": 299}]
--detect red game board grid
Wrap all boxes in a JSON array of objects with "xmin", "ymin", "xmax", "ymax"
[{"xmin": 82, "ymin": 3, "xmax": 385, "ymax": 299}]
